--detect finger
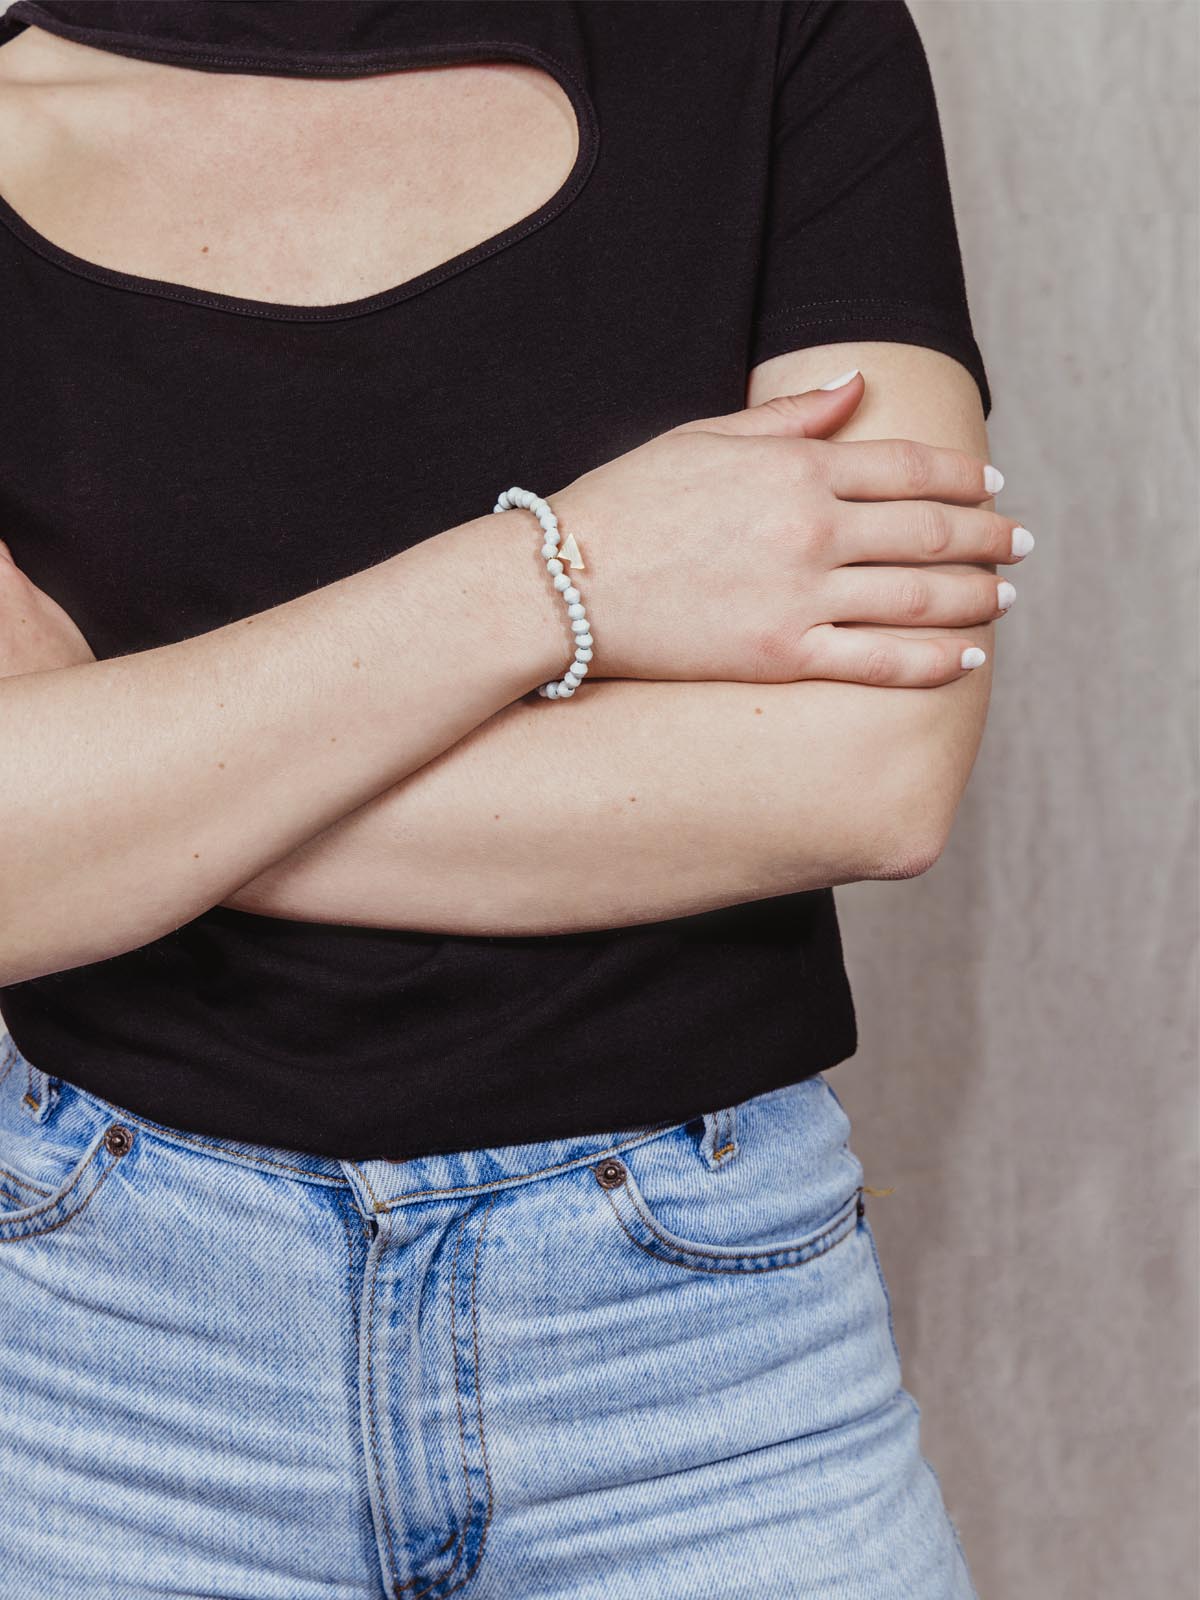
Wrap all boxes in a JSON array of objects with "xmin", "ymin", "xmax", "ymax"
[
  {"xmin": 797, "ymin": 623, "xmax": 989, "ymax": 687},
  {"xmin": 682, "ymin": 369, "xmax": 865, "ymax": 441},
  {"xmin": 823, "ymin": 437, "xmax": 1003, "ymax": 505},
  {"xmin": 838, "ymin": 502, "xmax": 1034, "ymax": 565},
  {"xmin": 823, "ymin": 566, "xmax": 1015, "ymax": 627}
]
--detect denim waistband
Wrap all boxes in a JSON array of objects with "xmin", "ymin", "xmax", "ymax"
[{"xmin": 2, "ymin": 1033, "xmax": 689, "ymax": 1212}]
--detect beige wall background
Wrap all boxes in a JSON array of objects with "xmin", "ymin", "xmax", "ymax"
[
  {"xmin": 0, "ymin": 1, "xmax": 1195, "ymax": 1593},
  {"xmin": 832, "ymin": 2, "xmax": 1199, "ymax": 1594}
]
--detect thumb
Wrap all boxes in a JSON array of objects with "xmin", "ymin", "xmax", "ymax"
[{"xmin": 685, "ymin": 367, "xmax": 865, "ymax": 441}]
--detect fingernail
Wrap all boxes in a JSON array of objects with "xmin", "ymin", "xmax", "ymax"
[
  {"xmin": 984, "ymin": 465, "xmax": 1005, "ymax": 494},
  {"xmin": 961, "ymin": 647, "xmax": 987, "ymax": 669},
  {"xmin": 819, "ymin": 368, "xmax": 860, "ymax": 390},
  {"xmin": 997, "ymin": 581, "xmax": 1017, "ymax": 611},
  {"xmin": 1011, "ymin": 525, "xmax": 1035, "ymax": 559}
]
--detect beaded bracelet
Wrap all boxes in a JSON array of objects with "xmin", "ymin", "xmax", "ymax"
[{"xmin": 492, "ymin": 486, "xmax": 593, "ymax": 699}]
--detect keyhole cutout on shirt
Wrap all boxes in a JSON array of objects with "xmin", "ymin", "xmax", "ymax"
[{"xmin": 0, "ymin": 45, "xmax": 582, "ymax": 308}]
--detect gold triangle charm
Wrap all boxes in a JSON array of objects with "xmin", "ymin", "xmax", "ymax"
[{"xmin": 558, "ymin": 531, "xmax": 586, "ymax": 570}]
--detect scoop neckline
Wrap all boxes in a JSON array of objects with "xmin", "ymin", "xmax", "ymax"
[{"xmin": 0, "ymin": 37, "xmax": 599, "ymax": 323}]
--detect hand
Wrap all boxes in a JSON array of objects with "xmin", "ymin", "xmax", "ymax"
[
  {"xmin": 550, "ymin": 371, "xmax": 1027, "ymax": 687},
  {"xmin": 0, "ymin": 540, "xmax": 96, "ymax": 677}
]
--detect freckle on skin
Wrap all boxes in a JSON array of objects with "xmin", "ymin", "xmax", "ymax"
[
  {"xmin": 352, "ymin": 658, "xmax": 361, "ymax": 669},
  {"xmin": 192, "ymin": 853, "xmax": 200, "ymax": 859},
  {"xmin": 201, "ymin": 245, "xmax": 209, "ymax": 253},
  {"xmin": 754, "ymin": 707, "xmax": 763, "ymax": 715},
  {"xmin": 217, "ymin": 762, "xmax": 225, "ymax": 769}
]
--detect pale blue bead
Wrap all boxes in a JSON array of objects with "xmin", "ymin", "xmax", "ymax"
[
  {"xmin": 507, "ymin": 486, "xmax": 522, "ymax": 502},
  {"xmin": 563, "ymin": 672, "xmax": 581, "ymax": 689},
  {"xmin": 571, "ymin": 660, "xmax": 589, "ymax": 676},
  {"xmin": 567, "ymin": 602, "xmax": 585, "ymax": 619},
  {"xmin": 575, "ymin": 634, "xmax": 593, "ymax": 649},
  {"xmin": 541, "ymin": 543, "xmax": 558, "ymax": 559},
  {"xmin": 546, "ymin": 558, "xmax": 564, "ymax": 576},
  {"xmin": 554, "ymin": 575, "xmax": 571, "ymax": 592},
  {"xmin": 537, "ymin": 683, "xmax": 552, "ymax": 697},
  {"xmin": 563, "ymin": 586, "xmax": 580, "ymax": 603},
  {"xmin": 574, "ymin": 647, "xmax": 593, "ymax": 661},
  {"xmin": 571, "ymin": 618, "xmax": 590, "ymax": 633},
  {"xmin": 545, "ymin": 681, "xmax": 560, "ymax": 698},
  {"xmin": 557, "ymin": 683, "xmax": 575, "ymax": 697}
]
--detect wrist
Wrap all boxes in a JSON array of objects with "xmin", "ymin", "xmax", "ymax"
[{"xmin": 450, "ymin": 504, "xmax": 586, "ymax": 699}]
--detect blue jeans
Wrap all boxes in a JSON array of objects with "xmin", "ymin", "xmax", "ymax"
[{"xmin": 0, "ymin": 1030, "xmax": 977, "ymax": 1598}]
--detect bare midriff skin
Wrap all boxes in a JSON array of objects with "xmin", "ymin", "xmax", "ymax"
[{"xmin": 0, "ymin": 24, "xmax": 580, "ymax": 305}]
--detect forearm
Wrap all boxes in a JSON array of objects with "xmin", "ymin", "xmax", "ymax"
[
  {"xmin": 225, "ymin": 342, "xmax": 998, "ymax": 935},
  {"xmin": 223, "ymin": 644, "xmax": 989, "ymax": 935},
  {"xmin": 0, "ymin": 513, "xmax": 562, "ymax": 983}
]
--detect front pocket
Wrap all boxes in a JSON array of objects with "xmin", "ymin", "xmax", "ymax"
[
  {"xmin": 0, "ymin": 1120, "xmax": 135, "ymax": 1245},
  {"xmin": 592, "ymin": 1148, "xmax": 864, "ymax": 1276}
]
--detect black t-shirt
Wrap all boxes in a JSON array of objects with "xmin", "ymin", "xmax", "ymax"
[{"xmin": 0, "ymin": 0, "xmax": 990, "ymax": 1160}]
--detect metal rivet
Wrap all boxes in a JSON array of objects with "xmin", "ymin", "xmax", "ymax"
[
  {"xmin": 103, "ymin": 1124, "xmax": 133, "ymax": 1157},
  {"xmin": 594, "ymin": 1158, "xmax": 627, "ymax": 1190}
]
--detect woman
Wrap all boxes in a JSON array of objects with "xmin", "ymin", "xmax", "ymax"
[{"xmin": 0, "ymin": 3, "xmax": 1024, "ymax": 1595}]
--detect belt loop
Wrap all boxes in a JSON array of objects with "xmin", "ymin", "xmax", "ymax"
[
  {"xmin": 22, "ymin": 1060, "xmax": 60, "ymax": 1123},
  {"xmin": 699, "ymin": 1104, "xmax": 739, "ymax": 1170}
]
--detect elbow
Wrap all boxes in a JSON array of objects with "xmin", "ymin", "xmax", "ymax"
[
  {"xmin": 865, "ymin": 694, "xmax": 986, "ymax": 882},
  {"xmin": 869, "ymin": 794, "xmax": 955, "ymax": 882},
  {"xmin": 871, "ymin": 834, "xmax": 946, "ymax": 881}
]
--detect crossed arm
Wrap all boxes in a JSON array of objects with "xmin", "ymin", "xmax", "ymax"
[{"xmin": 223, "ymin": 342, "xmax": 997, "ymax": 936}]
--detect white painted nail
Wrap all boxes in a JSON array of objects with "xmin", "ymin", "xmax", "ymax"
[
  {"xmin": 818, "ymin": 368, "xmax": 860, "ymax": 390},
  {"xmin": 984, "ymin": 465, "xmax": 1005, "ymax": 494},
  {"xmin": 961, "ymin": 647, "xmax": 987, "ymax": 669},
  {"xmin": 1011, "ymin": 525, "xmax": 1035, "ymax": 559},
  {"xmin": 997, "ymin": 581, "xmax": 1017, "ymax": 611}
]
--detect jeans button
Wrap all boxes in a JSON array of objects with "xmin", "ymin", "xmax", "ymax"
[
  {"xmin": 103, "ymin": 1124, "xmax": 133, "ymax": 1157},
  {"xmin": 594, "ymin": 1158, "xmax": 627, "ymax": 1190}
]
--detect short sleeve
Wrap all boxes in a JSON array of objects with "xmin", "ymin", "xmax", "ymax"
[{"xmin": 748, "ymin": 0, "xmax": 991, "ymax": 418}]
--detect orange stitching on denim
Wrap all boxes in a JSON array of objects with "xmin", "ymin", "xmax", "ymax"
[
  {"xmin": 0, "ymin": 1132, "xmax": 119, "ymax": 1227},
  {"xmin": 0, "ymin": 1162, "xmax": 117, "ymax": 1245},
  {"xmin": 439, "ymin": 1192, "xmax": 498, "ymax": 1599},
  {"xmin": 347, "ymin": 1161, "xmax": 386, "ymax": 1215},
  {"xmin": 396, "ymin": 1206, "xmax": 477, "ymax": 1597},
  {"xmin": 627, "ymin": 1177, "xmax": 862, "ymax": 1263},
  {"xmin": 363, "ymin": 1225, "xmax": 406, "ymax": 1594},
  {"xmin": 711, "ymin": 1143, "xmax": 736, "ymax": 1163},
  {"xmin": 401, "ymin": 1188, "xmax": 499, "ymax": 1598},
  {"xmin": 603, "ymin": 1184, "xmax": 862, "ymax": 1275},
  {"xmin": 370, "ymin": 1126, "xmax": 685, "ymax": 1213},
  {"xmin": 99, "ymin": 1105, "xmax": 337, "ymax": 1179},
  {"xmin": 0, "ymin": 1163, "xmax": 51, "ymax": 1199},
  {"xmin": 331, "ymin": 1194, "xmax": 365, "ymax": 1318}
]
